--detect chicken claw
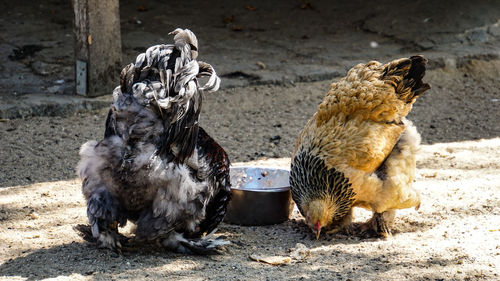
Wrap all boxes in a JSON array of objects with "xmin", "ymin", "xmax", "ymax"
[
  {"xmin": 180, "ymin": 236, "xmax": 230, "ymax": 255},
  {"xmin": 161, "ymin": 232, "xmax": 230, "ymax": 255},
  {"xmin": 356, "ymin": 210, "xmax": 395, "ymax": 238},
  {"xmin": 74, "ymin": 223, "xmax": 129, "ymax": 254}
]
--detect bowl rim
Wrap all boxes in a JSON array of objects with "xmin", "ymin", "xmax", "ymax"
[{"xmin": 229, "ymin": 165, "xmax": 290, "ymax": 193}]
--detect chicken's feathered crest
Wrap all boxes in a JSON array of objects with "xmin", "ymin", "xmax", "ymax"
[
  {"xmin": 112, "ymin": 28, "xmax": 221, "ymax": 161},
  {"xmin": 290, "ymin": 149, "xmax": 356, "ymax": 222}
]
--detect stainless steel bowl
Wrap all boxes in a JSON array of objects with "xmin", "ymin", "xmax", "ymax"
[{"xmin": 224, "ymin": 166, "xmax": 294, "ymax": 226}]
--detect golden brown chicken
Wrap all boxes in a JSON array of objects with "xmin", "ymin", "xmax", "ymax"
[{"xmin": 290, "ymin": 55, "xmax": 431, "ymax": 239}]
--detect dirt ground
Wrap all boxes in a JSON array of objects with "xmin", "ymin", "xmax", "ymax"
[
  {"xmin": 0, "ymin": 137, "xmax": 499, "ymax": 281},
  {"xmin": 1, "ymin": 0, "xmax": 500, "ymax": 280}
]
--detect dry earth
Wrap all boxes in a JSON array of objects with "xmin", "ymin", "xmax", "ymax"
[{"xmin": 1, "ymin": 61, "xmax": 500, "ymax": 280}]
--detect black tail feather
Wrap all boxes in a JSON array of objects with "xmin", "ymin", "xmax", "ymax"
[
  {"xmin": 405, "ymin": 55, "xmax": 431, "ymax": 98},
  {"xmin": 383, "ymin": 55, "xmax": 431, "ymax": 103}
]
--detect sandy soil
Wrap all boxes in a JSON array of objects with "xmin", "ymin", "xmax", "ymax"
[
  {"xmin": 0, "ymin": 140, "xmax": 499, "ymax": 280},
  {"xmin": 1, "ymin": 61, "xmax": 500, "ymax": 280}
]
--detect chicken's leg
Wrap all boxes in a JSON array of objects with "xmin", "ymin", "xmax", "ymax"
[
  {"xmin": 86, "ymin": 186, "xmax": 126, "ymax": 251},
  {"xmin": 325, "ymin": 208, "xmax": 354, "ymax": 236},
  {"xmin": 161, "ymin": 231, "xmax": 230, "ymax": 255},
  {"xmin": 354, "ymin": 119, "xmax": 420, "ymax": 239},
  {"xmin": 357, "ymin": 210, "xmax": 395, "ymax": 238},
  {"xmin": 134, "ymin": 209, "xmax": 230, "ymax": 255}
]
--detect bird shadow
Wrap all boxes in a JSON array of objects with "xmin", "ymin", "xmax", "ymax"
[
  {"xmin": 0, "ymin": 240, "xmax": 444, "ymax": 281},
  {"xmin": 0, "ymin": 241, "xmax": 167, "ymax": 280},
  {"xmin": 0, "ymin": 218, "xmax": 463, "ymax": 281},
  {"xmin": 0, "ymin": 232, "xmax": 223, "ymax": 281},
  {"xmin": 279, "ymin": 216, "xmax": 436, "ymax": 245}
]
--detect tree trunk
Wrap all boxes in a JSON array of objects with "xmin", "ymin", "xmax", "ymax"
[{"xmin": 72, "ymin": 0, "xmax": 122, "ymax": 97}]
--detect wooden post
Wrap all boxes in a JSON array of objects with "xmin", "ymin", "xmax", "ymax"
[{"xmin": 72, "ymin": 0, "xmax": 122, "ymax": 97}]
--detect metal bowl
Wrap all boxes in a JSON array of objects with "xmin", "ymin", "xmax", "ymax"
[{"xmin": 224, "ymin": 166, "xmax": 294, "ymax": 226}]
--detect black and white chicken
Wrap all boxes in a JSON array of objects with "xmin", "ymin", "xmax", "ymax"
[{"xmin": 77, "ymin": 28, "xmax": 231, "ymax": 254}]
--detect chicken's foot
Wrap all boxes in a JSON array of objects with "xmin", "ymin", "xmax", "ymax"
[
  {"xmin": 74, "ymin": 223, "xmax": 129, "ymax": 254},
  {"xmin": 325, "ymin": 224, "xmax": 355, "ymax": 236},
  {"xmin": 161, "ymin": 232, "xmax": 230, "ymax": 255},
  {"xmin": 356, "ymin": 210, "xmax": 395, "ymax": 238},
  {"xmin": 86, "ymin": 186, "xmax": 126, "ymax": 252},
  {"xmin": 325, "ymin": 210, "xmax": 355, "ymax": 237}
]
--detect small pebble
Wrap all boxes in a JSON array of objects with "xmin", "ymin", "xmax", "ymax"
[{"xmin": 29, "ymin": 212, "xmax": 39, "ymax": 219}]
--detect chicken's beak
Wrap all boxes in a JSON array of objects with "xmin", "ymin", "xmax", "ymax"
[{"xmin": 315, "ymin": 221, "xmax": 321, "ymax": 240}]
